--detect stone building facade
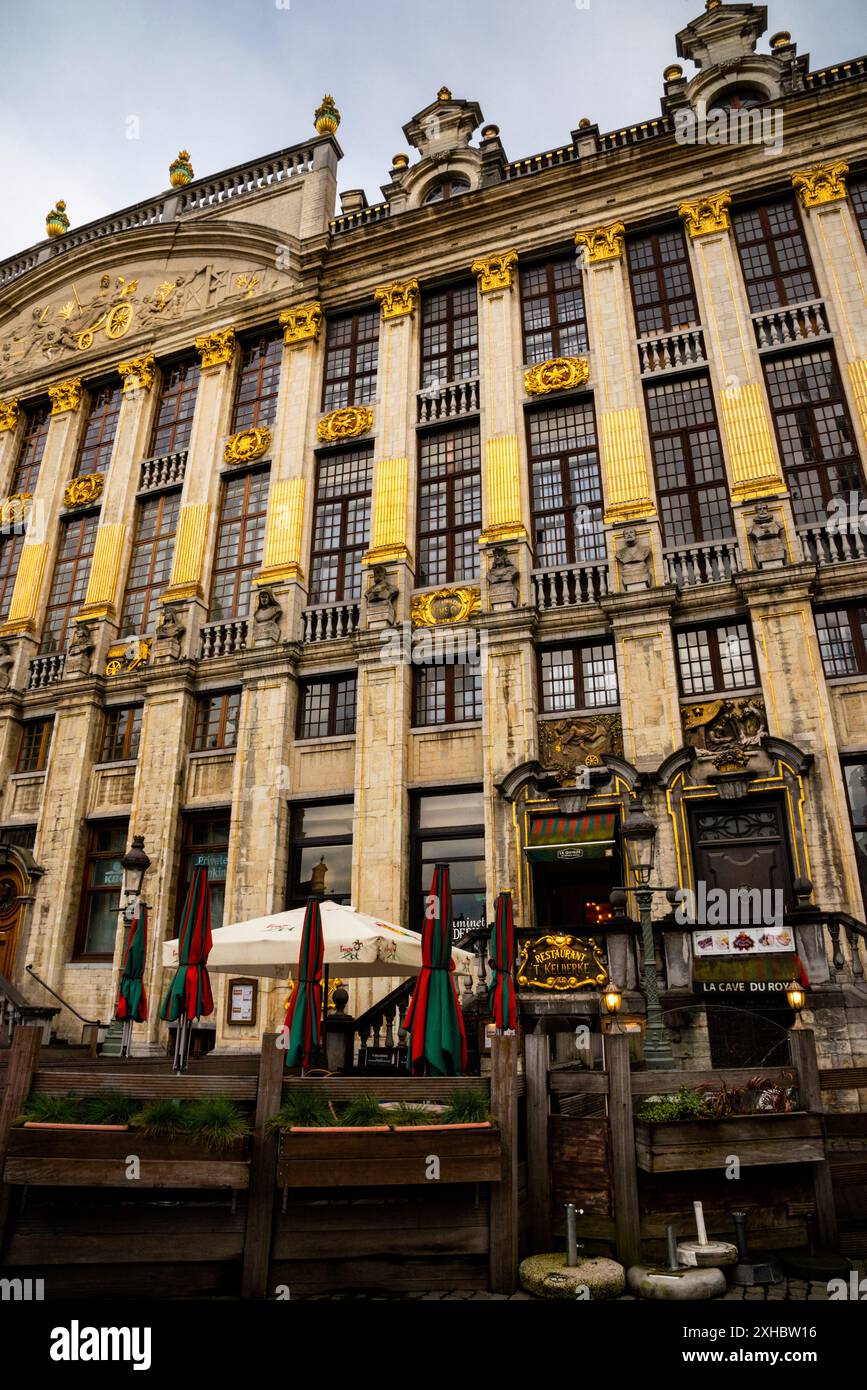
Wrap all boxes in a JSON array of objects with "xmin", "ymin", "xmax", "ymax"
[{"xmin": 0, "ymin": 3, "xmax": 866, "ymax": 1088}]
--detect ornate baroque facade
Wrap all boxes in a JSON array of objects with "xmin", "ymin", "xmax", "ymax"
[{"xmin": 0, "ymin": 3, "xmax": 866, "ymax": 1084}]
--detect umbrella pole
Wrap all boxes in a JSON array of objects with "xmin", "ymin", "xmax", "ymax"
[
  {"xmin": 179, "ymin": 1018, "xmax": 191, "ymax": 1074},
  {"xmin": 172, "ymin": 1019, "xmax": 183, "ymax": 1073},
  {"xmin": 121, "ymin": 1018, "xmax": 132, "ymax": 1058}
]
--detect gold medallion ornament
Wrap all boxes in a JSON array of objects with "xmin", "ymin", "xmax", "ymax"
[
  {"xmin": 374, "ymin": 279, "xmax": 420, "ymax": 320},
  {"xmin": 224, "ymin": 427, "xmax": 271, "ymax": 465},
  {"xmin": 169, "ymin": 151, "xmax": 194, "ymax": 187},
  {"xmin": 574, "ymin": 221, "xmax": 626, "ymax": 264},
  {"xmin": 46, "ymin": 200, "xmax": 69, "ymax": 238},
  {"xmin": 317, "ymin": 405, "xmax": 374, "ymax": 443},
  {"xmin": 791, "ymin": 160, "xmax": 849, "ymax": 209},
  {"xmin": 516, "ymin": 935, "xmax": 608, "ymax": 991},
  {"xmin": 678, "ymin": 192, "xmax": 732, "ymax": 239},
  {"xmin": 279, "ymin": 302, "xmax": 323, "ymax": 345},
  {"xmin": 471, "ymin": 250, "xmax": 519, "ymax": 295},
  {"xmin": 314, "ymin": 94, "xmax": 341, "ymax": 136},
  {"xmin": 524, "ymin": 357, "xmax": 590, "ymax": 396},
  {"xmin": 48, "ymin": 379, "xmax": 83, "ymax": 414},
  {"xmin": 0, "ymin": 400, "xmax": 19, "ymax": 432},
  {"xmin": 117, "ymin": 353, "xmax": 155, "ymax": 394},
  {"xmin": 411, "ymin": 586, "xmax": 481, "ymax": 627},
  {"xmin": 195, "ymin": 329, "xmax": 236, "ymax": 369},
  {"xmin": 64, "ymin": 473, "xmax": 104, "ymax": 510}
]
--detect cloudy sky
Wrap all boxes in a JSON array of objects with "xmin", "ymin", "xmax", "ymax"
[{"xmin": 1, "ymin": 0, "xmax": 865, "ymax": 260}]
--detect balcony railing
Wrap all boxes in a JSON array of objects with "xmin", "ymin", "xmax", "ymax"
[
  {"xmin": 637, "ymin": 326, "xmax": 707, "ymax": 377},
  {"xmin": 532, "ymin": 561, "xmax": 609, "ymax": 610},
  {"xmin": 27, "ymin": 654, "xmax": 65, "ymax": 689},
  {"xmin": 416, "ymin": 377, "xmax": 480, "ymax": 425},
  {"xmin": 302, "ymin": 601, "xmax": 361, "ymax": 642},
  {"xmin": 799, "ymin": 522, "xmax": 867, "ymax": 566},
  {"xmin": 664, "ymin": 538, "xmax": 740, "ymax": 587},
  {"xmin": 199, "ymin": 620, "xmax": 248, "ymax": 660},
  {"xmin": 138, "ymin": 451, "xmax": 187, "ymax": 494},
  {"xmin": 751, "ymin": 299, "xmax": 831, "ymax": 351},
  {"xmin": 329, "ymin": 201, "xmax": 390, "ymax": 235}
]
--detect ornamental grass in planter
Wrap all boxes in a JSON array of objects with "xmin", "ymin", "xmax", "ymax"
[
  {"xmin": 17, "ymin": 1093, "xmax": 251, "ymax": 1151},
  {"xmin": 18, "ymin": 1092, "xmax": 139, "ymax": 1131},
  {"xmin": 268, "ymin": 1091, "xmax": 335, "ymax": 1133}
]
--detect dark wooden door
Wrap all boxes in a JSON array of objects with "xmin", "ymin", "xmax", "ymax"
[
  {"xmin": 0, "ymin": 866, "xmax": 24, "ymax": 979},
  {"xmin": 688, "ymin": 800, "xmax": 795, "ymax": 908}
]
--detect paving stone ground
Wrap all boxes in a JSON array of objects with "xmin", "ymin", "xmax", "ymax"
[{"xmin": 300, "ymin": 1277, "xmax": 834, "ymax": 1300}]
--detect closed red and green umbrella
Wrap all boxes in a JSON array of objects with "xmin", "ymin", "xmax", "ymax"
[
  {"xmin": 282, "ymin": 896, "xmax": 324, "ymax": 1070},
  {"xmin": 404, "ymin": 863, "xmax": 467, "ymax": 1076},
  {"xmin": 116, "ymin": 903, "xmax": 148, "ymax": 1017},
  {"xmin": 489, "ymin": 891, "xmax": 517, "ymax": 1033},
  {"xmin": 160, "ymin": 865, "xmax": 214, "ymax": 1069}
]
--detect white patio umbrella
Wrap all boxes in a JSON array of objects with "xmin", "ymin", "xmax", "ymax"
[{"xmin": 162, "ymin": 899, "xmax": 476, "ymax": 980}]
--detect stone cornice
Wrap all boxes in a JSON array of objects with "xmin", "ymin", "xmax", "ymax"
[
  {"xmin": 600, "ymin": 586, "xmax": 679, "ymax": 626},
  {"xmin": 735, "ymin": 561, "xmax": 818, "ymax": 609}
]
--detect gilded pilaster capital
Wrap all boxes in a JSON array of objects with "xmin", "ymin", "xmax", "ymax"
[
  {"xmin": 48, "ymin": 378, "xmax": 83, "ymax": 414},
  {"xmin": 0, "ymin": 400, "xmax": 20, "ymax": 432},
  {"xmin": 279, "ymin": 302, "xmax": 323, "ymax": 345},
  {"xmin": 678, "ymin": 193, "xmax": 732, "ymax": 239},
  {"xmin": 574, "ymin": 221, "xmax": 625, "ymax": 264},
  {"xmin": 374, "ymin": 278, "xmax": 420, "ymax": 320},
  {"xmin": 195, "ymin": 329, "xmax": 236, "ymax": 369},
  {"xmin": 118, "ymin": 352, "xmax": 156, "ymax": 393},
  {"xmin": 471, "ymin": 250, "xmax": 518, "ymax": 294},
  {"xmin": 791, "ymin": 160, "xmax": 849, "ymax": 209}
]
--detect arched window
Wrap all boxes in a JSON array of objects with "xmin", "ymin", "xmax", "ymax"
[
  {"xmin": 422, "ymin": 176, "xmax": 471, "ymax": 205},
  {"xmin": 708, "ymin": 84, "xmax": 767, "ymax": 114}
]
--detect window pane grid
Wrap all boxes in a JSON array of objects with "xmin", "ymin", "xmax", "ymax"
[
  {"xmin": 322, "ymin": 311, "xmax": 380, "ymax": 411},
  {"xmin": 231, "ymin": 335, "xmax": 282, "ymax": 432},
  {"xmin": 41, "ymin": 514, "xmax": 99, "ymax": 652},
  {"xmin": 120, "ymin": 492, "xmax": 180, "ymax": 636},
  {"xmin": 417, "ymin": 426, "xmax": 482, "ymax": 585},
  {"xmin": 528, "ymin": 402, "xmax": 605, "ymax": 566},
  {"xmin": 299, "ymin": 676, "xmax": 358, "ymax": 739},
  {"xmin": 540, "ymin": 643, "xmax": 618, "ymax": 712},
  {"xmin": 75, "ymin": 383, "xmax": 123, "ymax": 476},
  {"xmin": 76, "ymin": 821, "xmax": 128, "ymax": 958},
  {"xmin": 12, "ymin": 404, "xmax": 51, "ymax": 494},
  {"xmin": 764, "ymin": 348, "xmax": 864, "ymax": 525},
  {"xmin": 150, "ymin": 357, "xmax": 200, "ymax": 455},
  {"xmin": 193, "ymin": 691, "xmax": 241, "ymax": 750},
  {"xmin": 645, "ymin": 375, "xmax": 734, "ymax": 544},
  {"xmin": 100, "ymin": 706, "xmax": 143, "ymax": 762},
  {"xmin": 732, "ymin": 200, "xmax": 818, "ymax": 312},
  {"xmin": 520, "ymin": 258, "xmax": 589, "ymax": 365},
  {"xmin": 17, "ymin": 719, "xmax": 52, "ymax": 772},
  {"xmin": 815, "ymin": 606, "xmax": 867, "ymax": 678},
  {"xmin": 310, "ymin": 448, "xmax": 373, "ymax": 602},
  {"xmin": 421, "ymin": 284, "xmax": 479, "ymax": 388},
  {"xmin": 676, "ymin": 621, "xmax": 756, "ymax": 697},
  {"xmin": 627, "ymin": 229, "xmax": 698, "ymax": 336},
  {"xmin": 0, "ymin": 531, "xmax": 24, "ymax": 624},
  {"xmin": 210, "ymin": 468, "xmax": 270, "ymax": 620},
  {"xmin": 413, "ymin": 665, "xmax": 482, "ymax": 726}
]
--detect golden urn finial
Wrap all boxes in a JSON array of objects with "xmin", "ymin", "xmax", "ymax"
[
  {"xmin": 169, "ymin": 151, "xmax": 194, "ymax": 187},
  {"xmin": 437, "ymin": 85, "xmax": 452, "ymax": 101},
  {"xmin": 314, "ymin": 94, "xmax": 340, "ymax": 136},
  {"xmin": 46, "ymin": 200, "xmax": 69, "ymax": 238}
]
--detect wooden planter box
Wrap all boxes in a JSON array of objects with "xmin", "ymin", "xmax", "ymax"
[
  {"xmin": 277, "ymin": 1125, "xmax": 502, "ymax": 1188},
  {"xmin": 3, "ymin": 1127, "xmax": 250, "ymax": 1189},
  {"xmin": 634, "ymin": 1111, "xmax": 824, "ymax": 1174}
]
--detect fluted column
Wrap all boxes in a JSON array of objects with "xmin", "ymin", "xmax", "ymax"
[{"xmin": 792, "ymin": 161, "xmax": 867, "ymax": 462}]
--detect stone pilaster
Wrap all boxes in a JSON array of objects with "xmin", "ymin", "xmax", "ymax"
[
  {"xmin": 601, "ymin": 588, "xmax": 682, "ymax": 770},
  {"xmin": 0, "ymin": 397, "xmax": 23, "ymax": 496},
  {"xmin": 482, "ymin": 611, "xmax": 538, "ymax": 926},
  {"xmin": 737, "ymin": 566, "xmax": 866, "ymax": 922}
]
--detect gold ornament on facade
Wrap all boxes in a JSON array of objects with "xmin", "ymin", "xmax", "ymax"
[
  {"xmin": 574, "ymin": 222, "xmax": 626, "ymax": 264},
  {"xmin": 279, "ymin": 302, "xmax": 323, "ymax": 345},
  {"xmin": 471, "ymin": 250, "xmax": 518, "ymax": 294},
  {"xmin": 314, "ymin": 94, "xmax": 341, "ymax": 136},
  {"xmin": 411, "ymin": 586, "xmax": 481, "ymax": 628},
  {"xmin": 48, "ymin": 379, "xmax": 83, "ymax": 414},
  {"xmin": 117, "ymin": 353, "xmax": 156, "ymax": 394},
  {"xmin": 524, "ymin": 356, "xmax": 590, "ymax": 396},
  {"xmin": 63, "ymin": 473, "xmax": 105, "ymax": 510},
  {"xmin": 169, "ymin": 151, "xmax": 194, "ymax": 187},
  {"xmin": 317, "ymin": 405, "xmax": 374, "ymax": 443},
  {"xmin": 663, "ymin": 64, "xmax": 684, "ymax": 81},
  {"xmin": 224, "ymin": 427, "xmax": 272, "ymax": 466},
  {"xmin": 437, "ymin": 86, "xmax": 452, "ymax": 101},
  {"xmin": 0, "ymin": 494, "xmax": 32, "ymax": 528},
  {"xmin": 195, "ymin": 329, "xmax": 236, "ymax": 369},
  {"xmin": 791, "ymin": 160, "xmax": 849, "ymax": 209},
  {"xmin": 516, "ymin": 934, "xmax": 608, "ymax": 991},
  {"xmin": 678, "ymin": 192, "xmax": 732, "ymax": 239},
  {"xmin": 374, "ymin": 278, "xmax": 420, "ymax": 320},
  {"xmin": 538, "ymin": 714, "xmax": 623, "ymax": 780},
  {"xmin": 46, "ymin": 200, "xmax": 69, "ymax": 238},
  {"xmin": 0, "ymin": 400, "xmax": 20, "ymax": 432},
  {"xmin": 105, "ymin": 638, "xmax": 151, "ymax": 678},
  {"xmin": 682, "ymin": 695, "xmax": 767, "ymax": 763}
]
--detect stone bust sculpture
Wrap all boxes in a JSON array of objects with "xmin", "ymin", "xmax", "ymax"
[
  {"xmin": 366, "ymin": 564, "xmax": 399, "ymax": 626},
  {"xmin": 616, "ymin": 527, "xmax": 651, "ymax": 591},
  {"xmin": 748, "ymin": 503, "xmax": 787, "ymax": 569},
  {"xmin": 65, "ymin": 622, "xmax": 95, "ymax": 675},
  {"xmin": 0, "ymin": 639, "xmax": 14, "ymax": 691},
  {"xmin": 253, "ymin": 587, "xmax": 282, "ymax": 644}
]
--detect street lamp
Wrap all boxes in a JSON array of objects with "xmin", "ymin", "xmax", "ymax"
[
  {"xmin": 786, "ymin": 979, "xmax": 806, "ymax": 1025},
  {"xmin": 603, "ymin": 980, "xmax": 623, "ymax": 1033},
  {"xmin": 617, "ymin": 798, "xmax": 674, "ymax": 1069},
  {"xmin": 121, "ymin": 835, "xmax": 150, "ymax": 923}
]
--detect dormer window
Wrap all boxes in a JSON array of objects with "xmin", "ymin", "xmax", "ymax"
[
  {"xmin": 423, "ymin": 177, "xmax": 470, "ymax": 204},
  {"xmin": 707, "ymin": 85, "xmax": 766, "ymax": 114}
]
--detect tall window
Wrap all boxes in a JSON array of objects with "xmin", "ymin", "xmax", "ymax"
[
  {"xmin": 521, "ymin": 257, "xmax": 588, "ymax": 364},
  {"xmin": 421, "ymin": 284, "xmax": 479, "ymax": 390},
  {"xmin": 298, "ymin": 675, "xmax": 357, "ymax": 739},
  {"xmin": 322, "ymin": 310, "xmax": 379, "ymax": 411},
  {"xmin": 287, "ymin": 800, "xmax": 353, "ymax": 908},
  {"xmin": 150, "ymin": 357, "xmax": 200, "ymax": 455},
  {"xmin": 528, "ymin": 402, "xmax": 605, "ymax": 566},
  {"xmin": 11, "ymin": 402, "xmax": 51, "ymax": 494},
  {"xmin": 842, "ymin": 759, "xmax": 867, "ymax": 911},
  {"xmin": 75, "ymin": 821, "xmax": 127, "ymax": 959},
  {"xmin": 850, "ymin": 179, "xmax": 867, "ymax": 252},
  {"xmin": 675, "ymin": 621, "xmax": 757, "ymax": 697},
  {"xmin": 232, "ymin": 334, "xmax": 282, "ymax": 432},
  {"xmin": 210, "ymin": 468, "xmax": 270, "ymax": 621},
  {"xmin": 411, "ymin": 790, "xmax": 485, "ymax": 938},
  {"xmin": 121, "ymin": 492, "xmax": 180, "ymax": 636},
  {"xmin": 100, "ymin": 706, "xmax": 143, "ymax": 763},
  {"xmin": 193, "ymin": 691, "xmax": 241, "ymax": 751},
  {"xmin": 645, "ymin": 375, "xmax": 733, "ymax": 544},
  {"xmin": 0, "ymin": 533, "xmax": 24, "ymax": 624},
  {"xmin": 413, "ymin": 663, "xmax": 482, "ymax": 727},
  {"xmin": 815, "ymin": 605, "xmax": 867, "ymax": 678},
  {"xmin": 41, "ymin": 513, "xmax": 98, "ymax": 652},
  {"xmin": 417, "ymin": 425, "xmax": 482, "ymax": 586},
  {"xmin": 764, "ymin": 348, "xmax": 864, "ymax": 527},
  {"xmin": 75, "ymin": 382, "xmax": 123, "ymax": 476},
  {"xmin": 310, "ymin": 447, "xmax": 373, "ymax": 603},
  {"xmin": 731, "ymin": 199, "xmax": 817, "ymax": 312},
  {"xmin": 627, "ymin": 228, "xmax": 698, "ymax": 336},
  {"xmin": 179, "ymin": 815, "xmax": 229, "ymax": 934},
  {"xmin": 17, "ymin": 719, "xmax": 53, "ymax": 773},
  {"xmin": 539, "ymin": 642, "xmax": 618, "ymax": 713}
]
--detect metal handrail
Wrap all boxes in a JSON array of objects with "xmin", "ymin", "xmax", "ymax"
[{"xmin": 25, "ymin": 963, "xmax": 107, "ymax": 1026}]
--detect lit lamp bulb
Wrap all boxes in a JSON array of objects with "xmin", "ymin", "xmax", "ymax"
[
  {"xmin": 603, "ymin": 980, "xmax": 622, "ymax": 1032},
  {"xmin": 786, "ymin": 980, "xmax": 806, "ymax": 1023}
]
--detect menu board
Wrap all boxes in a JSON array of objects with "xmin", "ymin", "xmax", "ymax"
[
  {"xmin": 228, "ymin": 979, "xmax": 256, "ymax": 1025},
  {"xmin": 692, "ymin": 927, "xmax": 796, "ymax": 957}
]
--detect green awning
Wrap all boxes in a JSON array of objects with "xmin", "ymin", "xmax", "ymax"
[{"xmin": 524, "ymin": 812, "xmax": 617, "ymax": 863}]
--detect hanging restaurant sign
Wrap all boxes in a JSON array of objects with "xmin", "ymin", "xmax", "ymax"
[
  {"xmin": 516, "ymin": 934, "xmax": 608, "ymax": 991},
  {"xmin": 524, "ymin": 811, "xmax": 616, "ymax": 863}
]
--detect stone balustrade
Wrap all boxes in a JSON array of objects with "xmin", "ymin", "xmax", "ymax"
[
  {"xmin": 138, "ymin": 451, "xmax": 188, "ymax": 494},
  {"xmin": 416, "ymin": 377, "xmax": 480, "ymax": 425},
  {"xmin": 637, "ymin": 326, "xmax": 707, "ymax": 377},
  {"xmin": 27, "ymin": 654, "xmax": 65, "ymax": 690},
  {"xmin": 199, "ymin": 620, "xmax": 248, "ymax": 660},
  {"xmin": 799, "ymin": 521, "xmax": 867, "ymax": 566},
  {"xmin": 663, "ymin": 537, "xmax": 740, "ymax": 587},
  {"xmin": 751, "ymin": 298, "xmax": 831, "ymax": 351},
  {"xmin": 532, "ymin": 561, "xmax": 609, "ymax": 610}
]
